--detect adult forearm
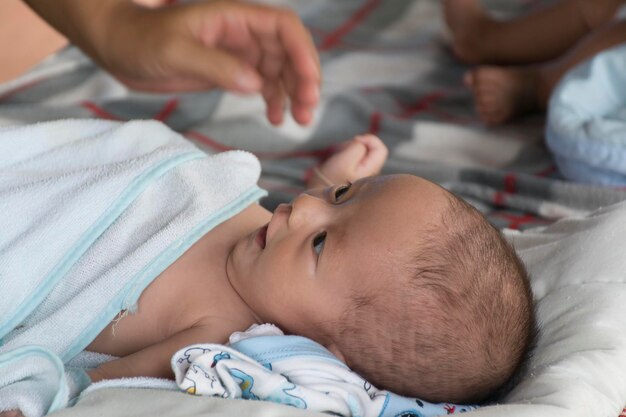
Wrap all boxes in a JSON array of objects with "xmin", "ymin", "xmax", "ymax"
[{"xmin": 22, "ymin": 0, "xmax": 136, "ymax": 64}]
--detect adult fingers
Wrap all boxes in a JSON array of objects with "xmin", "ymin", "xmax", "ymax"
[
  {"xmin": 232, "ymin": 4, "xmax": 319, "ymax": 124},
  {"xmin": 223, "ymin": 1, "xmax": 319, "ymax": 84},
  {"xmin": 167, "ymin": 38, "xmax": 263, "ymax": 93},
  {"xmin": 256, "ymin": 29, "xmax": 288, "ymax": 125},
  {"xmin": 254, "ymin": 23, "xmax": 317, "ymax": 125},
  {"xmin": 274, "ymin": 8, "xmax": 320, "ymax": 86},
  {"xmin": 273, "ymin": 8, "xmax": 320, "ymax": 122},
  {"xmin": 112, "ymin": 73, "xmax": 218, "ymax": 93},
  {"xmin": 282, "ymin": 67, "xmax": 316, "ymax": 125},
  {"xmin": 262, "ymin": 80, "xmax": 286, "ymax": 125}
]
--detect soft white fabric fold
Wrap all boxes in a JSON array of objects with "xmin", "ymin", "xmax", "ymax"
[{"xmin": 0, "ymin": 119, "xmax": 266, "ymax": 416}]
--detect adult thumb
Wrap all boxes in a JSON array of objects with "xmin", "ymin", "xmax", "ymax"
[{"xmin": 169, "ymin": 40, "xmax": 263, "ymax": 93}]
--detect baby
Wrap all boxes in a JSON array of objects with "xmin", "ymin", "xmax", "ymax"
[
  {"xmin": 85, "ymin": 138, "xmax": 535, "ymax": 404},
  {"xmin": 0, "ymin": 122, "xmax": 535, "ymax": 416}
]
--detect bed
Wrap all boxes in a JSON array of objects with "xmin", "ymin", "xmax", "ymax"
[{"xmin": 2, "ymin": 1, "xmax": 626, "ymax": 416}]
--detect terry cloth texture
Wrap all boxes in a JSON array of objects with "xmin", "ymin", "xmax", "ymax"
[
  {"xmin": 546, "ymin": 43, "xmax": 626, "ymax": 185},
  {"xmin": 0, "ymin": 119, "xmax": 266, "ymax": 417},
  {"xmin": 172, "ymin": 325, "xmax": 476, "ymax": 417}
]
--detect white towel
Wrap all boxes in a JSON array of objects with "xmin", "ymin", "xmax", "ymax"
[{"xmin": 0, "ymin": 119, "xmax": 266, "ymax": 416}]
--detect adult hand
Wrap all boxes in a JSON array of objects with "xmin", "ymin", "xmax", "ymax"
[{"xmin": 24, "ymin": 0, "xmax": 321, "ymax": 125}]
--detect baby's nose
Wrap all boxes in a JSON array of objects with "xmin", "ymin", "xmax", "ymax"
[
  {"xmin": 290, "ymin": 191, "xmax": 327, "ymax": 225},
  {"xmin": 303, "ymin": 186, "xmax": 325, "ymax": 199}
]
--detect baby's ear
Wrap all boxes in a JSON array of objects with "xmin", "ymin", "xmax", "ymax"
[{"xmin": 325, "ymin": 343, "xmax": 347, "ymax": 363}]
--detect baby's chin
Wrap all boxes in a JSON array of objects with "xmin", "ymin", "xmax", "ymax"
[{"xmin": 223, "ymin": 233, "xmax": 254, "ymax": 291}]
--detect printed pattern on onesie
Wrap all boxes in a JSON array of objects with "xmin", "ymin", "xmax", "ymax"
[{"xmin": 171, "ymin": 325, "xmax": 477, "ymax": 417}]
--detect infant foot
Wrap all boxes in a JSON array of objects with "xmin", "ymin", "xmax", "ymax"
[
  {"xmin": 443, "ymin": 0, "xmax": 496, "ymax": 64},
  {"xmin": 465, "ymin": 66, "xmax": 540, "ymax": 125}
]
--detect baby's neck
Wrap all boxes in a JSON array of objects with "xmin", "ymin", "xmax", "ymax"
[
  {"xmin": 168, "ymin": 203, "xmax": 272, "ymax": 340},
  {"xmin": 88, "ymin": 204, "xmax": 272, "ymax": 356}
]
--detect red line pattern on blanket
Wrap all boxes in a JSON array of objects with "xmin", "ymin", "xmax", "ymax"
[
  {"xmin": 185, "ymin": 130, "xmax": 337, "ymax": 161},
  {"xmin": 395, "ymin": 91, "xmax": 448, "ymax": 118},
  {"xmin": 0, "ymin": 79, "xmax": 44, "ymax": 103},
  {"xmin": 185, "ymin": 130, "xmax": 233, "ymax": 152},
  {"xmin": 391, "ymin": 89, "xmax": 476, "ymax": 124},
  {"xmin": 319, "ymin": 0, "xmax": 382, "ymax": 51},
  {"xmin": 534, "ymin": 165, "xmax": 558, "ymax": 177},
  {"xmin": 493, "ymin": 191, "xmax": 507, "ymax": 207},
  {"xmin": 493, "ymin": 213, "xmax": 549, "ymax": 230},
  {"xmin": 82, "ymin": 99, "xmax": 180, "ymax": 123},
  {"xmin": 81, "ymin": 101, "xmax": 123, "ymax": 121},
  {"xmin": 504, "ymin": 173, "xmax": 517, "ymax": 194},
  {"xmin": 369, "ymin": 112, "xmax": 381, "ymax": 135},
  {"xmin": 153, "ymin": 98, "xmax": 179, "ymax": 121}
]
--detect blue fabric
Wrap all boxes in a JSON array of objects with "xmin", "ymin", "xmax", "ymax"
[
  {"xmin": 231, "ymin": 335, "xmax": 346, "ymax": 368},
  {"xmin": 226, "ymin": 335, "xmax": 477, "ymax": 417},
  {"xmin": 546, "ymin": 43, "xmax": 626, "ymax": 185}
]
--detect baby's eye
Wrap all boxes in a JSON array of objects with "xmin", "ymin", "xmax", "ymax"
[
  {"xmin": 313, "ymin": 232, "xmax": 327, "ymax": 255},
  {"xmin": 334, "ymin": 182, "xmax": 352, "ymax": 201}
]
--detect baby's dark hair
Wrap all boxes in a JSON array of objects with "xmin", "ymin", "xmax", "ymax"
[{"xmin": 332, "ymin": 190, "xmax": 537, "ymax": 404}]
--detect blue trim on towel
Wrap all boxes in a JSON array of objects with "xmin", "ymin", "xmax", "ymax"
[
  {"xmin": 65, "ymin": 368, "xmax": 92, "ymax": 406},
  {"xmin": 63, "ymin": 185, "xmax": 267, "ymax": 362},
  {"xmin": 0, "ymin": 345, "xmax": 67, "ymax": 414},
  {"xmin": 231, "ymin": 335, "xmax": 347, "ymax": 368},
  {"xmin": 0, "ymin": 151, "xmax": 204, "ymax": 342}
]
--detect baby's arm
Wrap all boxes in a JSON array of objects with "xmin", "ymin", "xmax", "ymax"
[
  {"xmin": 308, "ymin": 134, "xmax": 388, "ymax": 188},
  {"xmin": 88, "ymin": 325, "xmax": 215, "ymax": 382}
]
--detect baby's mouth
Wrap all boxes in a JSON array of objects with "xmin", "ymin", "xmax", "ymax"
[{"xmin": 256, "ymin": 224, "xmax": 268, "ymax": 249}]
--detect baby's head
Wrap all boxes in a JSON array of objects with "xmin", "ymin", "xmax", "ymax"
[
  {"xmin": 227, "ymin": 174, "xmax": 536, "ymax": 404},
  {"xmin": 326, "ymin": 178, "xmax": 536, "ymax": 404}
]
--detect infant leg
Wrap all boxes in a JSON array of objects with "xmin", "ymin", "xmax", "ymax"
[
  {"xmin": 444, "ymin": 0, "xmax": 595, "ymax": 65},
  {"xmin": 466, "ymin": 19, "xmax": 626, "ymax": 125}
]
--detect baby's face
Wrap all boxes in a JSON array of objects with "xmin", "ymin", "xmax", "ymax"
[{"xmin": 226, "ymin": 174, "xmax": 449, "ymax": 344}]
